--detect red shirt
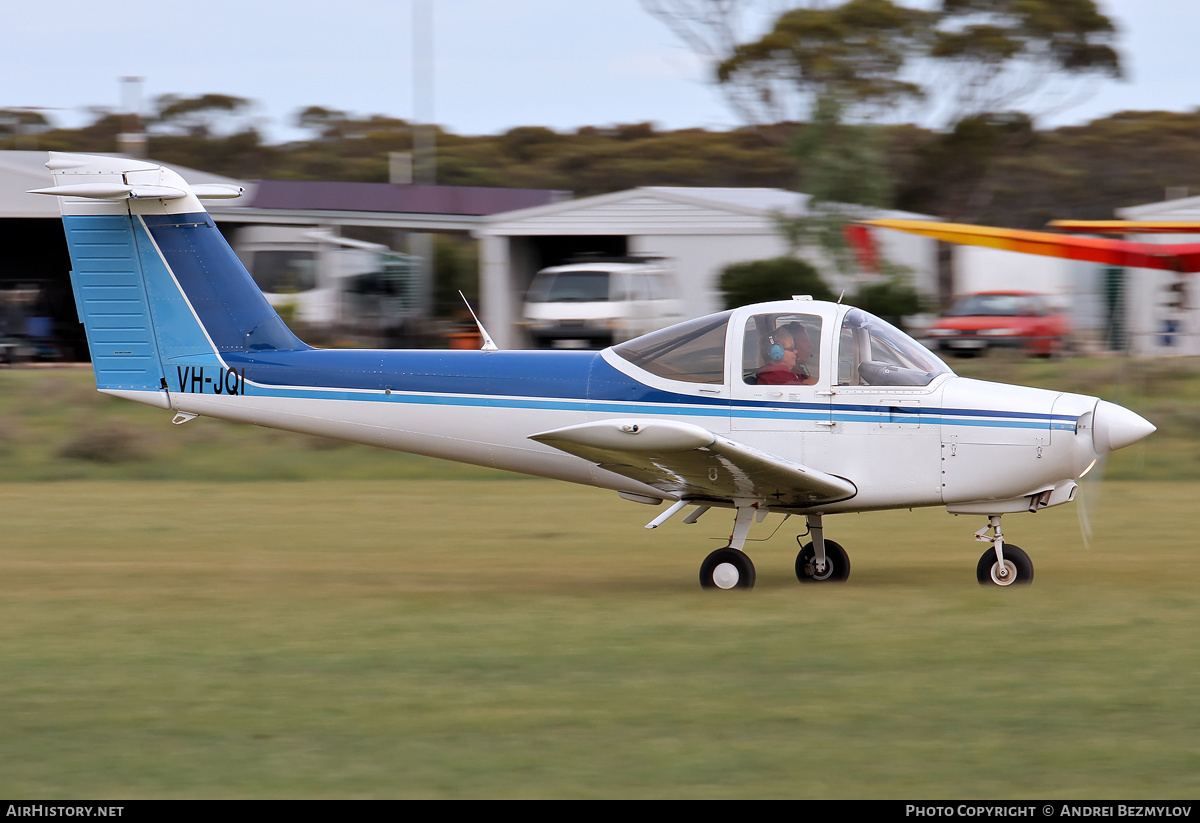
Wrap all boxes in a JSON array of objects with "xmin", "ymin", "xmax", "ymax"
[{"xmin": 754, "ymin": 365, "xmax": 811, "ymax": 385}]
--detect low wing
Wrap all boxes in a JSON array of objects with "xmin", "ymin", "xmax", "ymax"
[
  {"xmin": 530, "ymin": 419, "xmax": 857, "ymax": 508},
  {"xmin": 867, "ymin": 218, "xmax": 1200, "ymax": 273}
]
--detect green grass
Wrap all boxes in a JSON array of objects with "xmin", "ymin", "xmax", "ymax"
[
  {"xmin": 1, "ymin": 479, "xmax": 1199, "ymax": 798},
  {"xmin": 1, "ymin": 362, "xmax": 1198, "ymax": 797}
]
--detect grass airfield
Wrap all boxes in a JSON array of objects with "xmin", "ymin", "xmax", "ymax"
[
  {"xmin": 1, "ymin": 366, "xmax": 1198, "ymax": 798},
  {"xmin": 3, "ymin": 479, "xmax": 1199, "ymax": 798}
]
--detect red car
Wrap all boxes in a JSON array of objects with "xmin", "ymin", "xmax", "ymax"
[{"xmin": 924, "ymin": 291, "xmax": 1070, "ymax": 357}]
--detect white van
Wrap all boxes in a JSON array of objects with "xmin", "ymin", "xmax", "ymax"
[{"xmin": 522, "ymin": 255, "xmax": 684, "ymax": 349}]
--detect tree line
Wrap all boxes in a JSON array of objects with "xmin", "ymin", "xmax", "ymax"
[{"xmin": 5, "ymin": 100, "xmax": 1199, "ymax": 231}]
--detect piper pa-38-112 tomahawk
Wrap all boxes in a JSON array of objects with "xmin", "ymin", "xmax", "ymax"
[{"xmin": 33, "ymin": 153, "xmax": 1155, "ymax": 590}]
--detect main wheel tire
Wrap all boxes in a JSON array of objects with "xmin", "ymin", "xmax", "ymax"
[
  {"xmin": 796, "ymin": 540, "xmax": 850, "ymax": 583},
  {"xmin": 976, "ymin": 544, "xmax": 1034, "ymax": 586},
  {"xmin": 700, "ymin": 548, "xmax": 756, "ymax": 590}
]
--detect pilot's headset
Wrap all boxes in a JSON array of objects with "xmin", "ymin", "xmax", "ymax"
[{"xmin": 766, "ymin": 334, "xmax": 788, "ymax": 363}]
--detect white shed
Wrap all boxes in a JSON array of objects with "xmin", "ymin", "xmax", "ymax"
[
  {"xmin": 475, "ymin": 186, "xmax": 936, "ymax": 348},
  {"xmin": 1113, "ymin": 196, "xmax": 1200, "ymax": 356}
]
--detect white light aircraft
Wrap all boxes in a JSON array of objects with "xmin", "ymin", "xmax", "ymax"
[{"xmin": 32, "ymin": 153, "xmax": 1156, "ymax": 589}]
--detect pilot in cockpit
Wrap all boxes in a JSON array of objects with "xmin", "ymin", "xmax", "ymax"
[{"xmin": 754, "ymin": 323, "xmax": 816, "ymax": 385}]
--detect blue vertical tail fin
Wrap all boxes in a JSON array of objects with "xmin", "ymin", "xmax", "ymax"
[{"xmin": 31, "ymin": 153, "xmax": 306, "ymax": 407}]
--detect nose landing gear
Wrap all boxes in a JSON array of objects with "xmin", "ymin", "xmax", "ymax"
[{"xmin": 974, "ymin": 515, "xmax": 1034, "ymax": 586}]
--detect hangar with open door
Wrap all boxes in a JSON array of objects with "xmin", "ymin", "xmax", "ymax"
[{"xmin": 477, "ymin": 186, "xmax": 938, "ymax": 349}]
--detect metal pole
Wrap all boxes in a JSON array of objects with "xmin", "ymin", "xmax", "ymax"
[
  {"xmin": 413, "ymin": 0, "xmax": 435, "ymax": 186},
  {"xmin": 411, "ymin": 0, "xmax": 436, "ymax": 317}
]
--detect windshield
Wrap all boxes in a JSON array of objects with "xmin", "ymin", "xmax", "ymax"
[
  {"xmin": 838, "ymin": 308, "xmax": 952, "ymax": 387},
  {"xmin": 527, "ymin": 270, "xmax": 612, "ymax": 303},
  {"xmin": 614, "ymin": 311, "xmax": 731, "ymax": 384}
]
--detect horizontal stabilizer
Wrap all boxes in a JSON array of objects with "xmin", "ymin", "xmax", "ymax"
[
  {"xmin": 29, "ymin": 182, "xmax": 242, "ymax": 201},
  {"xmin": 530, "ymin": 419, "xmax": 856, "ymax": 508},
  {"xmin": 28, "ymin": 183, "xmax": 187, "ymax": 200},
  {"xmin": 191, "ymin": 184, "xmax": 246, "ymax": 199}
]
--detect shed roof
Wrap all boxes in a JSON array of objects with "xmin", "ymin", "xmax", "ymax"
[
  {"xmin": 478, "ymin": 185, "xmax": 931, "ymax": 237},
  {"xmin": 478, "ymin": 186, "xmax": 814, "ymax": 237},
  {"xmin": 643, "ymin": 186, "xmax": 810, "ymax": 216}
]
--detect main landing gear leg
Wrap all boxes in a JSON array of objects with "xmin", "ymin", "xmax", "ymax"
[
  {"xmin": 807, "ymin": 514, "xmax": 827, "ymax": 574},
  {"xmin": 699, "ymin": 506, "xmax": 757, "ymax": 590},
  {"xmin": 974, "ymin": 515, "xmax": 1034, "ymax": 586},
  {"xmin": 795, "ymin": 512, "xmax": 850, "ymax": 583}
]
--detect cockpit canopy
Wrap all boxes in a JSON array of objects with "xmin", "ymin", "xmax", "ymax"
[
  {"xmin": 613, "ymin": 304, "xmax": 951, "ymax": 388},
  {"xmin": 612, "ymin": 310, "xmax": 731, "ymax": 384}
]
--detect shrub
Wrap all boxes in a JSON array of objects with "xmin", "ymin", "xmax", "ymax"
[
  {"xmin": 58, "ymin": 422, "xmax": 151, "ymax": 463},
  {"xmin": 718, "ymin": 257, "xmax": 834, "ymax": 310},
  {"xmin": 853, "ymin": 276, "xmax": 923, "ymax": 330}
]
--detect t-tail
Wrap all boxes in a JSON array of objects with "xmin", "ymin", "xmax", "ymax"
[{"xmin": 30, "ymin": 152, "xmax": 299, "ymax": 409}]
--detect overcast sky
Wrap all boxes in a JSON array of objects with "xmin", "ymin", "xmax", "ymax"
[{"xmin": 2, "ymin": 0, "xmax": 1193, "ymax": 142}]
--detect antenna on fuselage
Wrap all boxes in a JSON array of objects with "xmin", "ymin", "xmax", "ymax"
[{"xmin": 459, "ymin": 291, "xmax": 499, "ymax": 351}]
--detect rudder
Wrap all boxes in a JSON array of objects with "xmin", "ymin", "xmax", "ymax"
[{"xmin": 61, "ymin": 211, "xmax": 167, "ymax": 397}]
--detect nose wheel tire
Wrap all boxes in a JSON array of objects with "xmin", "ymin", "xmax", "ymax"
[
  {"xmin": 796, "ymin": 540, "xmax": 850, "ymax": 583},
  {"xmin": 700, "ymin": 548, "xmax": 756, "ymax": 590},
  {"xmin": 976, "ymin": 544, "xmax": 1033, "ymax": 586}
]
